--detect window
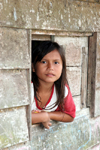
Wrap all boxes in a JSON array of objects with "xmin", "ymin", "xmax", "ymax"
[{"xmin": 31, "ymin": 32, "xmax": 92, "ymax": 120}]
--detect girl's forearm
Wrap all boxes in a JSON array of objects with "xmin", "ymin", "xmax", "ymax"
[
  {"xmin": 31, "ymin": 111, "xmax": 50, "ymax": 124},
  {"xmin": 48, "ymin": 111, "xmax": 74, "ymax": 122}
]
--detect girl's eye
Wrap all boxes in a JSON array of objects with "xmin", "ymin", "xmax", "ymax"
[
  {"xmin": 41, "ymin": 61, "xmax": 46, "ymax": 64},
  {"xmin": 54, "ymin": 62, "xmax": 59, "ymax": 64}
]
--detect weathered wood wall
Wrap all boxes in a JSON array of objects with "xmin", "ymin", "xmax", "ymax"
[
  {"xmin": 0, "ymin": 0, "xmax": 100, "ymax": 150},
  {"xmin": 0, "ymin": 0, "xmax": 100, "ymax": 32},
  {"xmin": 0, "ymin": 28, "xmax": 31, "ymax": 149}
]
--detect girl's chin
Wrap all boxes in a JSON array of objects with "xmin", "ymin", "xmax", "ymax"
[{"xmin": 41, "ymin": 79, "xmax": 56, "ymax": 83}]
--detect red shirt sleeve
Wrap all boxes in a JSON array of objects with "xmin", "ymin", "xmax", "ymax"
[{"xmin": 56, "ymin": 84, "xmax": 76, "ymax": 118}]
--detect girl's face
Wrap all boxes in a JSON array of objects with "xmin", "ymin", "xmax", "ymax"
[{"xmin": 33, "ymin": 49, "xmax": 63, "ymax": 85}]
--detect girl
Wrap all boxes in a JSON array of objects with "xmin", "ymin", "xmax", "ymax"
[{"xmin": 31, "ymin": 41, "xmax": 76, "ymax": 129}]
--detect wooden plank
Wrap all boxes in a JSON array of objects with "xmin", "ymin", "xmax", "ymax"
[
  {"xmin": 32, "ymin": 34, "xmax": 50, "ymax": 40},
  {"xmin": 3, "ymin": 142, "xmax": 30, "ymax": 150},
  {"xmin": 73, "ymin": 96, "xmax": 81, "ymax": 112},
  {"xmin": 26, "ymin": 30, "xmax": 32, "ymax": 140},
  {"xmin": 81, "ymin": 47, "xmax": 88, "ymax": 108},
  {"xmin": 32, "ymin": 30, "xmax": 92, "ymax": 37},
  {"xmin": 31, "ymin": 115, "xmax": 90, "ymax": 150},
  {"xmin": 0, "ymin": 27, "xmax": 30, "ymax": 69},
  {"xmin": 55, "ymin": 36, "xmax": 88, "ymax": 67},
  {"xmin": 0, "ymin": 107, "xmax": 29, "ymax": 149},
  {"xmin": 67, "ymin": 67, "xmax": 81, "ymax": 96},
  {"xmin": 75, "ymin": 0, "xmax": 100, "ymax": 3},
  {"xmin": 0, "ymin": 69, "xmax": 29, "ymax": 109},
  {"xmin": 87, "ymin": 32, "xmax": 97, "ymax": 117},
  {"xmin": 94, "ymin": 32, "xmax": 100, "ymax": 117}
]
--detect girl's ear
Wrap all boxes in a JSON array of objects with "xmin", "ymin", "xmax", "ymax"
[{"xmin": 32, "ymin": 63, "xmax": 35, "ymax": 72}]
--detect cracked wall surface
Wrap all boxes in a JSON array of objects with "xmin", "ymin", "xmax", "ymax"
[{"xmin": 0, "ymin": 0, "xmax": 100, "ymax": 32}]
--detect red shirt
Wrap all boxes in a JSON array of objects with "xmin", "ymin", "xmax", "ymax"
[
  {"xmin": 31, "ymin": 83, "xmax": 76, "ymax": 118},
  {"xmin": 56, "ymin": 84, "xmax": 76, "ymax": 118}
]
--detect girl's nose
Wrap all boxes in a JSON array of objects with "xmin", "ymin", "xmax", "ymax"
[{"xmin": 48, "ymin": 62, "xmax": 53, "ymax": 70}]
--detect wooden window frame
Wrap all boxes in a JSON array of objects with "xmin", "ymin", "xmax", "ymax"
[{"xmin": 30, "ymin": 31, "xmax": 96, "ymax": 141}]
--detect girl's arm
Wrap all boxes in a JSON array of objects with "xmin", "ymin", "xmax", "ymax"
[
  {"xmin": 31, "ymin": 111, "xmax": 52, "ymax": 129},
  {"xmin": 48, "ymin": 111, "xmax": 74, "ymax": 122},
  {"xmin": 31, "ymin": 111, "xmax": 73, "ymax": 129}
]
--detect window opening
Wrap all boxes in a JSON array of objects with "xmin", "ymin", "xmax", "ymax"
[{"xmin": 31, "ymin": 40, "xmax": 44, "ymax": 82}]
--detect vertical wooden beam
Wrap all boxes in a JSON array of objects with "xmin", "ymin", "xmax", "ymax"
[
  {"xmin": 81, "ymin": 47, "xmax": 88, "ymax": 108},
  {"xmin": 87, "ymin": 32, "xmax": 97, "ymax": 117},
  {"xmin": 50, "ymin": 35, "xmax": 55, "ymax": 41},
  {"xmin": 26, "ymin": 30, "xmax": 32, "ymax": 140}
]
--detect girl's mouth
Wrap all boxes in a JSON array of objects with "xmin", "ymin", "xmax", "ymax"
[{"xmin": 46, "ymin": 73, "xmax": 55, "ymax": 77}]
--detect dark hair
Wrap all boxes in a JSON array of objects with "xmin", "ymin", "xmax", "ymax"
[{"xmin": 32, "ymin": 41, "xmax": 68, "ymax": 109}]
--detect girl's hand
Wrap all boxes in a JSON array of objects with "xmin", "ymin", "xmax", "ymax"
[
  {"xmin": 41, "ymin": 111, "xmax": 52, "ymax": 129},
  {"xmin": 42, "ymin": 120, "xmax": 52, "ymax": 129},
  {"xmin": 32, "ymin": 111, "xmax": 52, "ymax": 129}
]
